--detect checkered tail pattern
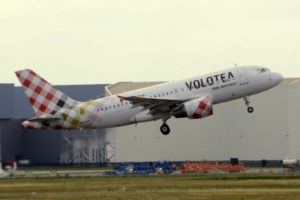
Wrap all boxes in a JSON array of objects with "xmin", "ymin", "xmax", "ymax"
[{"xmin": 15, "ymin": 69, "xmax": 78, "ymax": 117}]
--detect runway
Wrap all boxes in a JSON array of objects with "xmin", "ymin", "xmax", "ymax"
[{"xmin": 1, "ymin": 167, "xmax": 294, "ymax": 178}]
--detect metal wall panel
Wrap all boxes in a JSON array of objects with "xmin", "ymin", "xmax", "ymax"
[
  {"xmin": 106, "ymin": 81, "xmax": 296, "ymax": 162},
  {"xmin": 287, "ymin": 80, "xmax": 300, "ymax": 159},
  {"xmin": 0, "ymin": 84, "xmax": 14, "ymax": 119},
  {"xmin": 22, "ymin": 129, "xmax": 62, "ymax": 164},
  {"xmin": 0, "ymin": 120, "xmax": 23, "ymax": 160},
  {"xmin": 0, "ymin": 84, "xmax": 108, "ymax": 164},
  {"xmin": 1, "ymin": 81, "xmax": 299, "ymax": 164}
]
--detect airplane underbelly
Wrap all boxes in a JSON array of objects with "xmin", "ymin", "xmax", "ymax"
[{"xmin": 94, "ymin": 107, "xmax": 143, "ymax": 128}]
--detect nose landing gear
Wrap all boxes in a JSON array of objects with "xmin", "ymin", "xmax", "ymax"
[
  {"xmin": 247, "ymin": 106, "xmax": 254, "ymax": 113},
  {"xmin": 243, "ymin": 96, "xmax": 254, "ymax": 113}
]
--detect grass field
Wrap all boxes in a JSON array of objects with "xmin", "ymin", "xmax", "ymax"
[{"xmin": 1, "ymin": 174, "xmax": 300, "ymax": 200}]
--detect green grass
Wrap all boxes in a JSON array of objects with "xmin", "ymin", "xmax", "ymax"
[{"xmin": 1, "ymin": 174, "xmax": 300, "ymax": 200}]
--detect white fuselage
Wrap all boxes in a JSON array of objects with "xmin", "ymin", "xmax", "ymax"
[{"xmin": 72, "ymin": 66, "xmax": 282, "ymax": 129}]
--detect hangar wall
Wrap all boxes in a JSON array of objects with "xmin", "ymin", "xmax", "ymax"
[
  {"xmin": 0, "ymin": 79, "xmax": 299, "ymax": 165},
  {"xmin": 288, "ymin": 80, "xmax": 300, "ymax": 159},
  {"xmin": 106, "ymin": 79, "xmax": 299, "ymax": 162},
  {"xmin": 0, "ymin": 84, "xmax": 109, "ymax": 165}
]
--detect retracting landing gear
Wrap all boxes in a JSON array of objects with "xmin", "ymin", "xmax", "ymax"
[
  {"xmin": 243, "ymin": 96, "xmax": 254, "ymax": 113},
  {"xmin": 160, "ymin": 118, "xmax": 171, "ymax": 135},
  {"xmin": 160, "ymin": 124, "xmax": 170, "ymax": 135}
]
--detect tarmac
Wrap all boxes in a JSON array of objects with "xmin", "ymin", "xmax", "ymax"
[{"xmin": 0, "ymin": 167, "xmax": 293, "ymax": 178}]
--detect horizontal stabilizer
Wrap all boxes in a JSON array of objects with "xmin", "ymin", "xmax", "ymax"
[
  {"xmin": 28, "ymin": 116, "xmax": 62, "ymax": 122},
  {"xmin": 21, "ymin": 116, "xmax": 62, "ymax": 129}
]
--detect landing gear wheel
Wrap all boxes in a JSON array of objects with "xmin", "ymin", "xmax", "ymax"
[
  {"xmin": 160, "ymin": 124, "xmax": 170, "ymax": 135},
  {"xmin": 247, "ymin": 107, "xmax": 254, "ymax": 113},
  {"xmin": 243, "ymin": 96, "xmax": 254, "ymax": 113}
]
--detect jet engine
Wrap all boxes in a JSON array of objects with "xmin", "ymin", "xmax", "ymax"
[{"xmin": 174, "ymin": 95, "xmax": 213, "ymax": 119}]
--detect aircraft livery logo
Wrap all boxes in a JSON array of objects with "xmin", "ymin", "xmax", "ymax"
[{"xmin": 185, "ymin": 72, "xmax": 235, "ymax": 90}]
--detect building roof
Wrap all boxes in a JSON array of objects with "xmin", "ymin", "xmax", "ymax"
[
  {"xmin": 280, "ymin": 78, "xmax": 300, "ymax": 86},
  {"xmin": 105, "ymin": 81, "xmax": 165, "ymax": 95}
]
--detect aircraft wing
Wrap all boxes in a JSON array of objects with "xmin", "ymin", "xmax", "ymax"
[
  {"xmin": 118, "ymin": 95, "xmax": 190, "ymax": 115},
  {"xmin": 118, "ymin": 96, "xmax": 184, "ymax": 105}
]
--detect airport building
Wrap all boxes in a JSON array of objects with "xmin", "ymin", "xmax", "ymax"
[{"xmin": 0, "ymin": 78, "xmax": 299, "ymax": 165}]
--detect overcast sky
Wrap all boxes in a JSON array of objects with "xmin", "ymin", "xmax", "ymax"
[{"xmin": 1, "ymin": 0, "xmax": 300, "ymax": 85}]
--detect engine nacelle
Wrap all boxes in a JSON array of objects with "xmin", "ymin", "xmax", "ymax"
[{"xmin": 174, "ymin": 95, "xmax": 213, "ymax": 119}]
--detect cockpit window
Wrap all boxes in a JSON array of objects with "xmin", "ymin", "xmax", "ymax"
[{"xmin": 256, "ymin": 67, "xmax": 269, "ymax": 73}]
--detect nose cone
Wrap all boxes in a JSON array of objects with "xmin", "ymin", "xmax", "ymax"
[{"xmin": 272, "ymin": 72, "xmax": 283, "ymax": 86}]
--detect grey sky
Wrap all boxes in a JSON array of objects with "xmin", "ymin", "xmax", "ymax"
[{"xmin": 1, "ymin": 0, "xmax": 300, "ymax": 85}]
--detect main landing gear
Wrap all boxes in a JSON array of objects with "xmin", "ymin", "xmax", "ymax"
[
  {"xmin": 160, "ymin": 118, "xmax": 171, "ymax": 135},
  {"xmin": 160, "ymin": 123, "xmax": 170, "ymax": 135},
  {"xmin": 243, "ymin": 96, "xmax": 254, "ymax": 113}
]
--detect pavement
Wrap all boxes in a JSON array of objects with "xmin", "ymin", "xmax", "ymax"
[
  {"xmin": 0, "ymin": 167, "xmax": 296, "ymax": 178},
  {"xmin": 3, "ymin": 169, "xmax": 108, "ymax": 178}
]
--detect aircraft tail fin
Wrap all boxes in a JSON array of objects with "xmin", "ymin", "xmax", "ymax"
[{"xmin": 15, "ymin": 69, "xmax": 78, "ymax": 117}]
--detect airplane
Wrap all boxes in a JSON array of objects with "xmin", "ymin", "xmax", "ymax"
[{"xmin": 16, "ymin": 65, "xmax": 283, "ymax": 135}]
